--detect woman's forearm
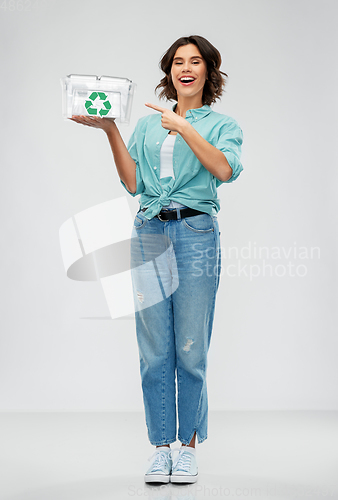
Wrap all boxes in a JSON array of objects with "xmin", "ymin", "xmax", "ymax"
[
  {"xmin": 178, "ymin": 121, "xmax": 233, "ymax": 182},
  {"xmin": 105, "ymin": 122, "xmax": 137, "ymax": 193}
]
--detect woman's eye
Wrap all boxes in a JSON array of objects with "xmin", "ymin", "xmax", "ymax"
[{"xmin": 173, "ymin": 60, "xmax": 200, "ymax": 65}]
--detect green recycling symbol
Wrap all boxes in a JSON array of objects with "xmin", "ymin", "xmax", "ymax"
[{"xmin": 84, "ymin": 92, "xmax": 112, "ymax": 117}]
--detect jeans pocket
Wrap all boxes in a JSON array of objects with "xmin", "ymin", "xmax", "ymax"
[
  {"xmin": 134, "ymin": 211, "xmax": 148, "ymax": 229},
  {"xmin": 182, "ymin": 213, "xmax": 215, "ymax": 233}
]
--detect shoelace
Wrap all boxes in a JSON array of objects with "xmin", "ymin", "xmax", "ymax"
[
  {"xmin": 147, "ymin": 450, "xmax": 172, "ymax": 472},
  {"xmin": 171, "ymin": 447, "xmax": 193, "ymax": 472}
]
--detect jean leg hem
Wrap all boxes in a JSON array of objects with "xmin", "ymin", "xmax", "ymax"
[
  {"xmin": 197, "ymin": 433, "xmax": 208, "ymax": 444},
  {"xmin": 177, "ymin": 432, "xmax": 208, "ymax": 445},
  {"xmin": 149, "ymin": 437, "xmax": 177, "ymax": 446}
]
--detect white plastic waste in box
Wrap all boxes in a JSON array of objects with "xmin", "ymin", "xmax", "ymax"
[{"xmin": 61, "ymin": 74, "xmax": 136, "ymax": 124}]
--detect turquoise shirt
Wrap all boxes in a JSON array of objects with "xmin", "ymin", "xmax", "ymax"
[{"xmin": 121, "ymin": 104, "xmax": 243, "ymax": 220}]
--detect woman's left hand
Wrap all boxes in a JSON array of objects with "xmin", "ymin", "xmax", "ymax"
[{"xmin": 145, "ymin": 103, "xmax": 187, "ymax": 134}]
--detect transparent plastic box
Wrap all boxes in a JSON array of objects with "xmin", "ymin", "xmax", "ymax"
[{"xmin": 60, "ymin": 74, "xmax": 136, "ymax": 124}]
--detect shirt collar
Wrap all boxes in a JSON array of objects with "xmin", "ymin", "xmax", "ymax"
[{"xmin": 171, "ymin": 103, "xmax": 212, "ymax": 121}]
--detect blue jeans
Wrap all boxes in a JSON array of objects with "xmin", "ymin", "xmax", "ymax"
[{"xmin": 130, "ymin": 207, "xmax": 221, "ymax": 446}]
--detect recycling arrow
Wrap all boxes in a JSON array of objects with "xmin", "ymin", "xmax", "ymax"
[{"xmin": 84, "ymin": 91, "xmax": 112, "ymax": 117}]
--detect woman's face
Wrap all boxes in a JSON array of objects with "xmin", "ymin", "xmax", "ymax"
[{"xmin": 170, "ymin": 44, "xmax": 207, "ymax": 102}]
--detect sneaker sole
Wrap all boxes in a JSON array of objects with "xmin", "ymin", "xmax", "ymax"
[
  {"xmin": 144, "ymin": 474, "xmax": 170, "ymax": 483},
  {"xmin": 170, "ymin": 473, "xmax": 198, "ymax": 483}
]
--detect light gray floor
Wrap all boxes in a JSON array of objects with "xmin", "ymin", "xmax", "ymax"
[{"xmin": 0, "ymin": 411, "xmax": 337, "ymax": 500}]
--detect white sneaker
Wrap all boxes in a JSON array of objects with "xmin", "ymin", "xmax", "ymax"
[
  {"xmin": 144, "ymin": 446, "xmax": 172, "ymax": 483},
  {"xmin": 170, "ymin": 445, "xmax": 198, "ymax": 483}
]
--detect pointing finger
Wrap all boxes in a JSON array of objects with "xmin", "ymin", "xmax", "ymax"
[{"xmin": 145, "ymin": 102, "xmax": 167, "ymax": 113}]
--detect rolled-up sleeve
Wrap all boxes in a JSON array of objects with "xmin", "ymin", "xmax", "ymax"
[
  {"xmin": 120, "ymin": 120, "xmax": 145, "ymax": 197},
  {"xmin": 215, "ymin": 119, "xmax": 243, "ymax": 186}
]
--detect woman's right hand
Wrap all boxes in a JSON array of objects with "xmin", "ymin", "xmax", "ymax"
[{"xmin": 69, "ymin": 115, "xmax": 116, "ymax": 134}]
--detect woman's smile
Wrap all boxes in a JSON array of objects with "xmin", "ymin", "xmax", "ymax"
[{"xmin": 178, "ymin": 76, "xmax": 196, "ymax": 86}]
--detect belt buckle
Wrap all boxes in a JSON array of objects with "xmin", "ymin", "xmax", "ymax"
[{"xmin": 157, "ymin": 208, "xmax": 170, "ymax": 222}]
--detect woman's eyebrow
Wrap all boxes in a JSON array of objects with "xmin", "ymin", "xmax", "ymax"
[{"xmin": 173, "ymin": 56, "xmax": 203, "ymax": 61}]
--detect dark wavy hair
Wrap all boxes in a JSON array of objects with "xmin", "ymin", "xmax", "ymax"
[{"xmin": 155, "ymin": 35, "xmax": 228, "ymax": 106}]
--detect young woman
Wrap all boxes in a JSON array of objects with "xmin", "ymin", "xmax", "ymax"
[{"xmin": 70, "ymin": 35, "xmax": 243, "ymax": 484}]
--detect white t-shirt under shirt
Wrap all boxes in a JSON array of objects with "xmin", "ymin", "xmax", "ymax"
[{"xmin": 159, "ymin": 133, "xmax": 186, "ymax": 209}]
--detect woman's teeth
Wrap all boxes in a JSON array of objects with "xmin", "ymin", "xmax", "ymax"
[{"xmin": 179, "ymin": 77, "xmax": 195, "ymax": 85}]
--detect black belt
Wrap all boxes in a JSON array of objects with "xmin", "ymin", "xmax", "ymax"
[{"xmin": 141, "ymin": 206, "xmax": 206, "ymax": 221}]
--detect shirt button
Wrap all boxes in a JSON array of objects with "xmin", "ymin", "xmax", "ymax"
[
  {"xmin": 156, "ymin": 142, "xmax": 159, "ymax": 145},
  {"xmin": 154, "ymin": 166, "xmax": 157, "ymax": 170}
]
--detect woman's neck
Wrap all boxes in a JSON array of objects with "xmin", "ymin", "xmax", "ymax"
[{"xmin": 174, "ymin": 97, "xmax": 204, "ymax": 118}]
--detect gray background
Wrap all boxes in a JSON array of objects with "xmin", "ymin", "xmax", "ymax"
[{"xmin": 0, "ymin": 0, "xmax": 337, "ymax": 411}]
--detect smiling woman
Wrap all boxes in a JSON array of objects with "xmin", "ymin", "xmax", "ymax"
[
  {"xmin": 69, "ymin": 34, "xmax": 243, "ymax": 485},
  {"xmin": 156, "ymin": 35, "xmax": 228, "ymax": 106}
]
